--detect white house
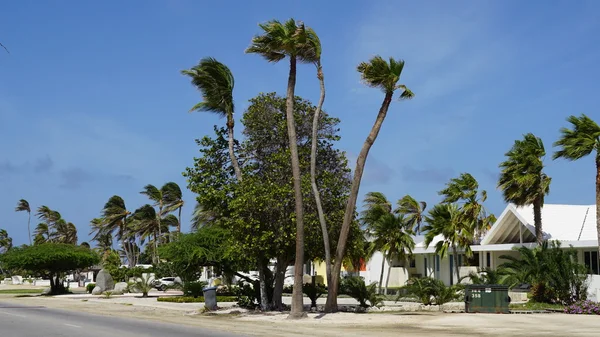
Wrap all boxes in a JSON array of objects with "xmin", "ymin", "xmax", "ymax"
[{"xmin": 365, "ymin": 203, "xmax": 600, "ymax": 300}]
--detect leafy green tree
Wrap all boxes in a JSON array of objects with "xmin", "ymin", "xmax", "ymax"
[
  {"xmin": 185, "ymin": 93, "xmax": 352, "ymax": 311},
  {"xmin": 0, "ymin": 243, "xmax": 99, "ymax": 294},
  {"xmin": 328, "ymin": 56, "xmax": 414, "ymax": 312},
  {"xmin": 15, "ymin": 199, "xmax": 32, "ymax": 245},
  {"xmin": 182, "ymin": 57, "xmax": 242, "ymax": 182},
  {"xmin": 246, "ymin": 19, "xmax": 321, "ymax": 318},
  {"xmin": 422, "ymin": 203, "xmax": 472, "ymax": 284},
  {"xmin": 553, "ymin": 114, "xmax": 600, "ymax": 256},
  {"xmin": 396, "ymin": 195, "xmax": 427, "ymax": 234},
  {"xmin": 0, "ymin": 229, "xmax": 12, "ymax": 253},
  {"xmin": 498, "ymin": 133, "xmax": 551, "ymax": 244}
]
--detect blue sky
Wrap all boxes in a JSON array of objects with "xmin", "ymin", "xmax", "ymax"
[{"xmin": 1, "ymin": 0, "xmax": 599, "ymax": 245}]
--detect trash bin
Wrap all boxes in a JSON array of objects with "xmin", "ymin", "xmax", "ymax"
[
  {"xmin": 202, "ymin": 286, "xmax": 218, "ymax": 310},
  {"xmin": 465, "ymin": 284, "xmax": 510, "ymax": 314}
]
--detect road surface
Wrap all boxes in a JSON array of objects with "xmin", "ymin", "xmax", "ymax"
[{"xmin": 0, "ymin": 301, "xmax": 245, "ymax": 337}]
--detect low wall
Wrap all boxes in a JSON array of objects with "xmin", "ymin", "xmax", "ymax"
[{"xmin": 508, "ymin": 291, "xmax": 528, "ymax": 302}]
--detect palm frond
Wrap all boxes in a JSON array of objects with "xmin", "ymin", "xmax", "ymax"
[
  {"xmin": 553, "ymin": 114, "xmax": 600, "ymax": 161},
  {"xmin": 181, "ymin": 57, "xmax": 235, "ymax": 118},
  {"xmin": 15, "ymin": 199, "xmax": 30, "ymax": 213}
]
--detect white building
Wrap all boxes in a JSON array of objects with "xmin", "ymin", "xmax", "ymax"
[{"xmin": 364, "ymin": 203, "xmax": 600, "ymax": 299}]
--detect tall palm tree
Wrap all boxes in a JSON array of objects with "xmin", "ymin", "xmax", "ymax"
[
  {"xmin": 182, "ymin": 58, "xmax": 243, "ymax": 182},
  {"xmin": 15, "ymin": 199, "xmax": 32, "ymax": 245},
  {"xmin": 498, "ymin": 133, "xmax": 551, "ymax": 244},
  {"xmin": 140, "ymin": 184, "xmax": 164, "ymax": 247},
  {"xmin": 0, "ymin": 229, "xmax": 12, "ymax": 253},
  {"xmin": 553, "ymin": 114, "xmax": 600, "ymax": 256},
  {"xmin": 371, "ymin": 214, "xmax": 415, "ymax": 295},
  {"xmin": 246, "ymin": 18, "xmax": 320, "ymax": 317},
  {"xmin": 328, "ymin": 56, "xmax": 414, "ymax": 312},
  {"xmin": 131, "ymin": 204, "xmax": 160, "ymax": 263},
  {"xmin": 422, "ymin": 203, "xmax": 474, "ymax": 285},
  {"xmin": 33, "ymin": 223, "xmax": 50, "ymax": 244},
  {"xmin": 98, "ymin": 195, "xmax": 134, "ymax": 267},
  {"xmin": 54, "ymin": 221, "xmax": 78, "ymax": 245},
  {"xmin": 191, "ymin": 202, "xmax": 217, "ymax": 231},
  {"xmin": 162, "ymin": 182, "xmax": 184, "ymax": 233},
  {"xmin": 396, "ymin": 195, "xmax": 427, "ymax": 234}
]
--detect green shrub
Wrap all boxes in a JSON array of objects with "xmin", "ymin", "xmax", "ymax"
[
  {"xmin": 234, "ymin": 281, "xmax": 259, "ymax": 309},
  {"xmin": 399, "ymin": 277, "xmax": 462, "ymax": 305},
  {"xmin": 86, "ymin": 283, "xmax": 96, "ymax": 294},
  {"xmin": 303, "ymin": 283, "xmax": 327, "ymax": 307},
  {"xmin": 340, "ymin": 276, "xmax": 384, "ymax": 308},
  {"xmin": 183, "ymin": 281, "xmax": 208, "ymax": 298},
  {"xmin": 216, "ymin": 285, "xmax": 237, "ymax": 296},
  {"xmin": 157, "ymin": 296, "xmax": 237, "ymax": 303}
]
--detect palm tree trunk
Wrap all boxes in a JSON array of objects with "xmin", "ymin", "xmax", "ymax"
[
  {"xmin": 27, "ymin": 211, "xmax": 32, "ymax": 245},
  {"xmin": 157, "ymin": 204, "xmax": 162, "ymax": 261},
  {"xmin": 227, "ymin": 116, "xmax": 243, "ymax": 182},
  {"xmin": 154, "ymin": 230, "xmax": 158, "ymax": 264},
  {"xmin": 326, "ymin": 91, "xmax": 394, "ymax": 313},
  {"xmin": 596, "ymin": 155, "xmax": 600, "ymax": 258},
  {"xmin": 453, "ymin": 245, "xmax": 460, "ymax": 285},
  {"xmin": 286, "ymin": 56, "xmax": 306, "ymax": 319},
  {"xmin": 384, "ymin": 254, "xmax": 393, "ymax": 295},
  {"xmin": 533, "ymin": 196, "xmax": 543, "ymax": 245},
  {"xmin": 178, "ymin": 206, "xmax": 182, "ymax": 233},
  {"xmin": 310, "ymin": 64, "xmax": 332, "ymax": 287},
  {"xmin": 378, "ymin": 251, "xmax": 386, "ymax": 294}
]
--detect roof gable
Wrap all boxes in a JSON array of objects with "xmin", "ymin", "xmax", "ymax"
[{"xmin": 481, "ymin": 204, "xmax": 536, "ymax": 245}]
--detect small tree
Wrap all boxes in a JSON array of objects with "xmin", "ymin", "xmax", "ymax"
[
  {"xmin": 127, "ymin": 274, "xmax": 155, "ymax": 298},
  {"xmin": 0, "ymin": 243, "xmax": 99, "ymax": 294}
]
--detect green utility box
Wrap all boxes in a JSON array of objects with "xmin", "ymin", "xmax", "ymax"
[{"xmin": 465, "ymin": 284, "xmax": 510, "ymax": 314}]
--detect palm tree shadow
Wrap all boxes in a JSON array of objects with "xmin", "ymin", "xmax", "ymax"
[{"xmin": 314, "ymin": 313, "xmax": 327, "ymax": 319}]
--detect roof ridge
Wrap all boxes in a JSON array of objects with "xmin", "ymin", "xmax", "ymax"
[{"xmin": 577, "ymin": 207, "xmax": 591, "ymax": 241}]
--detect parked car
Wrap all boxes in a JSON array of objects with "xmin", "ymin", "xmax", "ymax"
[{"xmin": 153, "ymin": 277, "xmax": 179, "ymax": 291}]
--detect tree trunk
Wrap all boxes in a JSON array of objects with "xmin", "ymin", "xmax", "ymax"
[
  {"xmin": 258, "ymin": 258, "xmax": 270, "ymax": 311},
  {"xmin": 384, "ymin": 255, "xmax": 393, "ymax": 295},
  {"xmin": 154, "ymin": 230, "xmax": 158, "ymax": 264},
  {"xmin": 596, "ymin": 155, "xmax": 600, "ymax": 258},
  {"xmin": 27, "ymin": 212, "xmax": 32, "ymax": 245},
  {"xmin": 227, "ymin": 116, "xmax": 243, "ymax": 182},
  {"xmin": 177, "ymin": 206, "xmax": 182, "ymax": 233},
  {"xmin": 310, "ymin": 64, "xmax": 332, "ymax": 289},
  {"xmin": 453, "ymin": 245, "xmax": 460, "ymax": 285},
  {"xmin": 271, "ymin": 256, "xmax": 288, "ymax": 310},
  {"xmin": 378, "ymin": 251, "xmax": 386, "ymax": 294},
  {"xmin": 49, "ymin": 274, "xmax": 55, "ymax": 294},
  {"xmin": 325, "ymin": 91, "xmax": 394, "ymax": 312},
  {"xmin": 286, "ymin": 57, "xmax": 306, "ymax": 319},
  {"xmin": 533, "ymin": 196, "xmax": 543, "ymax": 245}
]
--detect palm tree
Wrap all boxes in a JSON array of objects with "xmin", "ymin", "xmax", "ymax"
[
  {"xmin": 15, "ymin": 199, "xmax": 32, "ymax": 245},
  {"xmin": 191, "ymin": 202, "xmax": 217, "ymax": 231},
  {"xmin": 422, "ymin": 203, "xmax": 474, "ymax": 285},
  {"xmin": 553, "ymin": 114, "xmax": 600, "ymax": 256},
  {"xmin": 182, "ymin": 58, "xmax": 243, "ymax": 182},
  {"xmin": 98, "ymin": 195, "xmax": 134, "ymax": 267},
  {"xmin": 459, "ymin": 267, "xmax": 503, "ymax": 285},
  {"xmin": 140, "ymin": 184, "xmax": 164, "ymax": 247},
  {"xmin": 439, "ymin": 173, "xmax": 496, "ymax": 240},
  {"xmin": 328, "ymin": 56, "xmax": 413, "ymax": 312},
  {"xmin": 161, "ymin": 182, "xmax": 184, "ymax": 233},
  {"xmin": 246, "ymin": 18, "xmax": 320, "ymax": 317},
  {"xmin": 131, "ymin": 204, "xmax": 160, "ymax": 263},
  {"xmin": 0, "ymin": 229, "xmax": 12, "ymax": 253},
  {"xmin": 55, "ymin": 221, "xmax": 78, "ymax": 245},
  {"xmin": 498, "ymin": 133, "xmax": 551, "ymax": 244},
  {"xmin": 33, "ymin": 223, "xmax": 50, "ymax": 245},
  {"xmin": 371, "ymin": 214, "xmax": 415, "ymax": 295},
  {"xmin": 396, "ymin": 195, "xmax": 427, "ymax": 234}
]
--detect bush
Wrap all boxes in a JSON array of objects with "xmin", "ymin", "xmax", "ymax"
[
  {"xmin": 282, "ymin": 284, "xmax": 293, "ymax": 294},
  {"xmin": 157, "ymin": 296, "xmax": 237, "ymax": 303},
  {"xmin": 303, "ymin": 283, "xmax": 327, "ymax": 307},
  {"xmin": 216, "ymin": 285, "xmax": 237, "ymax": 296},
  {"xmin": 399, "ymin": 277, "xmax": 462, "ymax": 306},
  {"xmin": 183, "ymin": 281, "xmax": 208, "ymax": 298},
  {"xmin": 234, "ymin": 281, "xmax": 259, "ymax": 309},
  {"xmin": 340, "ymin": 276, "xmax": 384, "ymax": 308},
  {"xmin": 565, "ymin": 300, "xmax": 600, "ymax": 315},
  {"xmin": 86, "ymin": 283, "xmax": 96, "ymax": 294}
]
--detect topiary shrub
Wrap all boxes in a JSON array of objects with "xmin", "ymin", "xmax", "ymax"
[{"xmin": 86, "ymin": 283, "xmax": 96, "ymax": 294}]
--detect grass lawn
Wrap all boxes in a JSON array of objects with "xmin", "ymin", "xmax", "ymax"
[
  {"xmin": 509, "ymin": 301, "xmax": 564, "ymax": 311},
  {"xmin": 0, "ymin": 289, "xmax": 43, "ymax": 294}
]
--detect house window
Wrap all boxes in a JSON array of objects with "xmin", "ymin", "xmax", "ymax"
[
  {"xmin": 486, "ymin": 252, "xmax": 491, "ymax": 268},
  {"xmin": 466, "ymin": 253, "xmax": 480, "ymax": 267},
  {"xmin": 424, "ymin": 258, "xmax": 428, "ymax": 274},
  {"xmin": 409, "ymin": 258, "xmax": 416, "ymax": 268},
  {"xmin": 584, "ymin": 251, "xmax": 599, "ymax": 275},
  {"xmin": 458, "ymin": 254, "xmax": 463, "ymax": 267},
  {"xmin": 436, "ymin": 255, "xmax": 440, "ymax": 272}
]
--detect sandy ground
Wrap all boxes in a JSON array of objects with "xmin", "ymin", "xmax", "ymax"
[{"xmin": 0, "ymin": 287, "xmax": 598, "ymax": 336}]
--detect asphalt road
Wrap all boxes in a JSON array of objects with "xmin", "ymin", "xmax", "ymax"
[{"xmin": 0, "ymin": 301, "xmax": 245, "ymax": 337}]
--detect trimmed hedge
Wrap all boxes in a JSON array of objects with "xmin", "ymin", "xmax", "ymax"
[{"xmin": 157, "ymin": 296, "xmax": 237, "ymax": 303}]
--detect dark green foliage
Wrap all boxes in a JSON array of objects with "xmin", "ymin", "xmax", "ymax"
[
  {"xmin": 86, "ymin": 283, "xmax": 96, "ymax": 294},
  {"xmin": 340, "ymin": 276, "xmax": 384, "ymax": 308},
  {"xmin": 183, "ymin": 281, "xmax": 208, "ymax": 298},
  {"xmin": 499, "ymin": 241, "xmax": 588, "ymax": 304},
  {"xmin": 234, "ymin": 280, "xmax": 259, "ymax": 309},
  {"xmin": 157, "ymin": 296, "xmax": 237, "ymax": 303},
  {"xmin": 0, "ymin": 243, "xmax": 99, "ymax": 294},
  {"xmin": 303, "ymin": 283, "xmax": 327, "ymax": 307},
  {"xmin": 459, "ymin": 268, "xmax": 503, "ymax": 285},
  {"xmin": 399, "ymin": 277, "xmax": 463, "ymax": 306}
]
